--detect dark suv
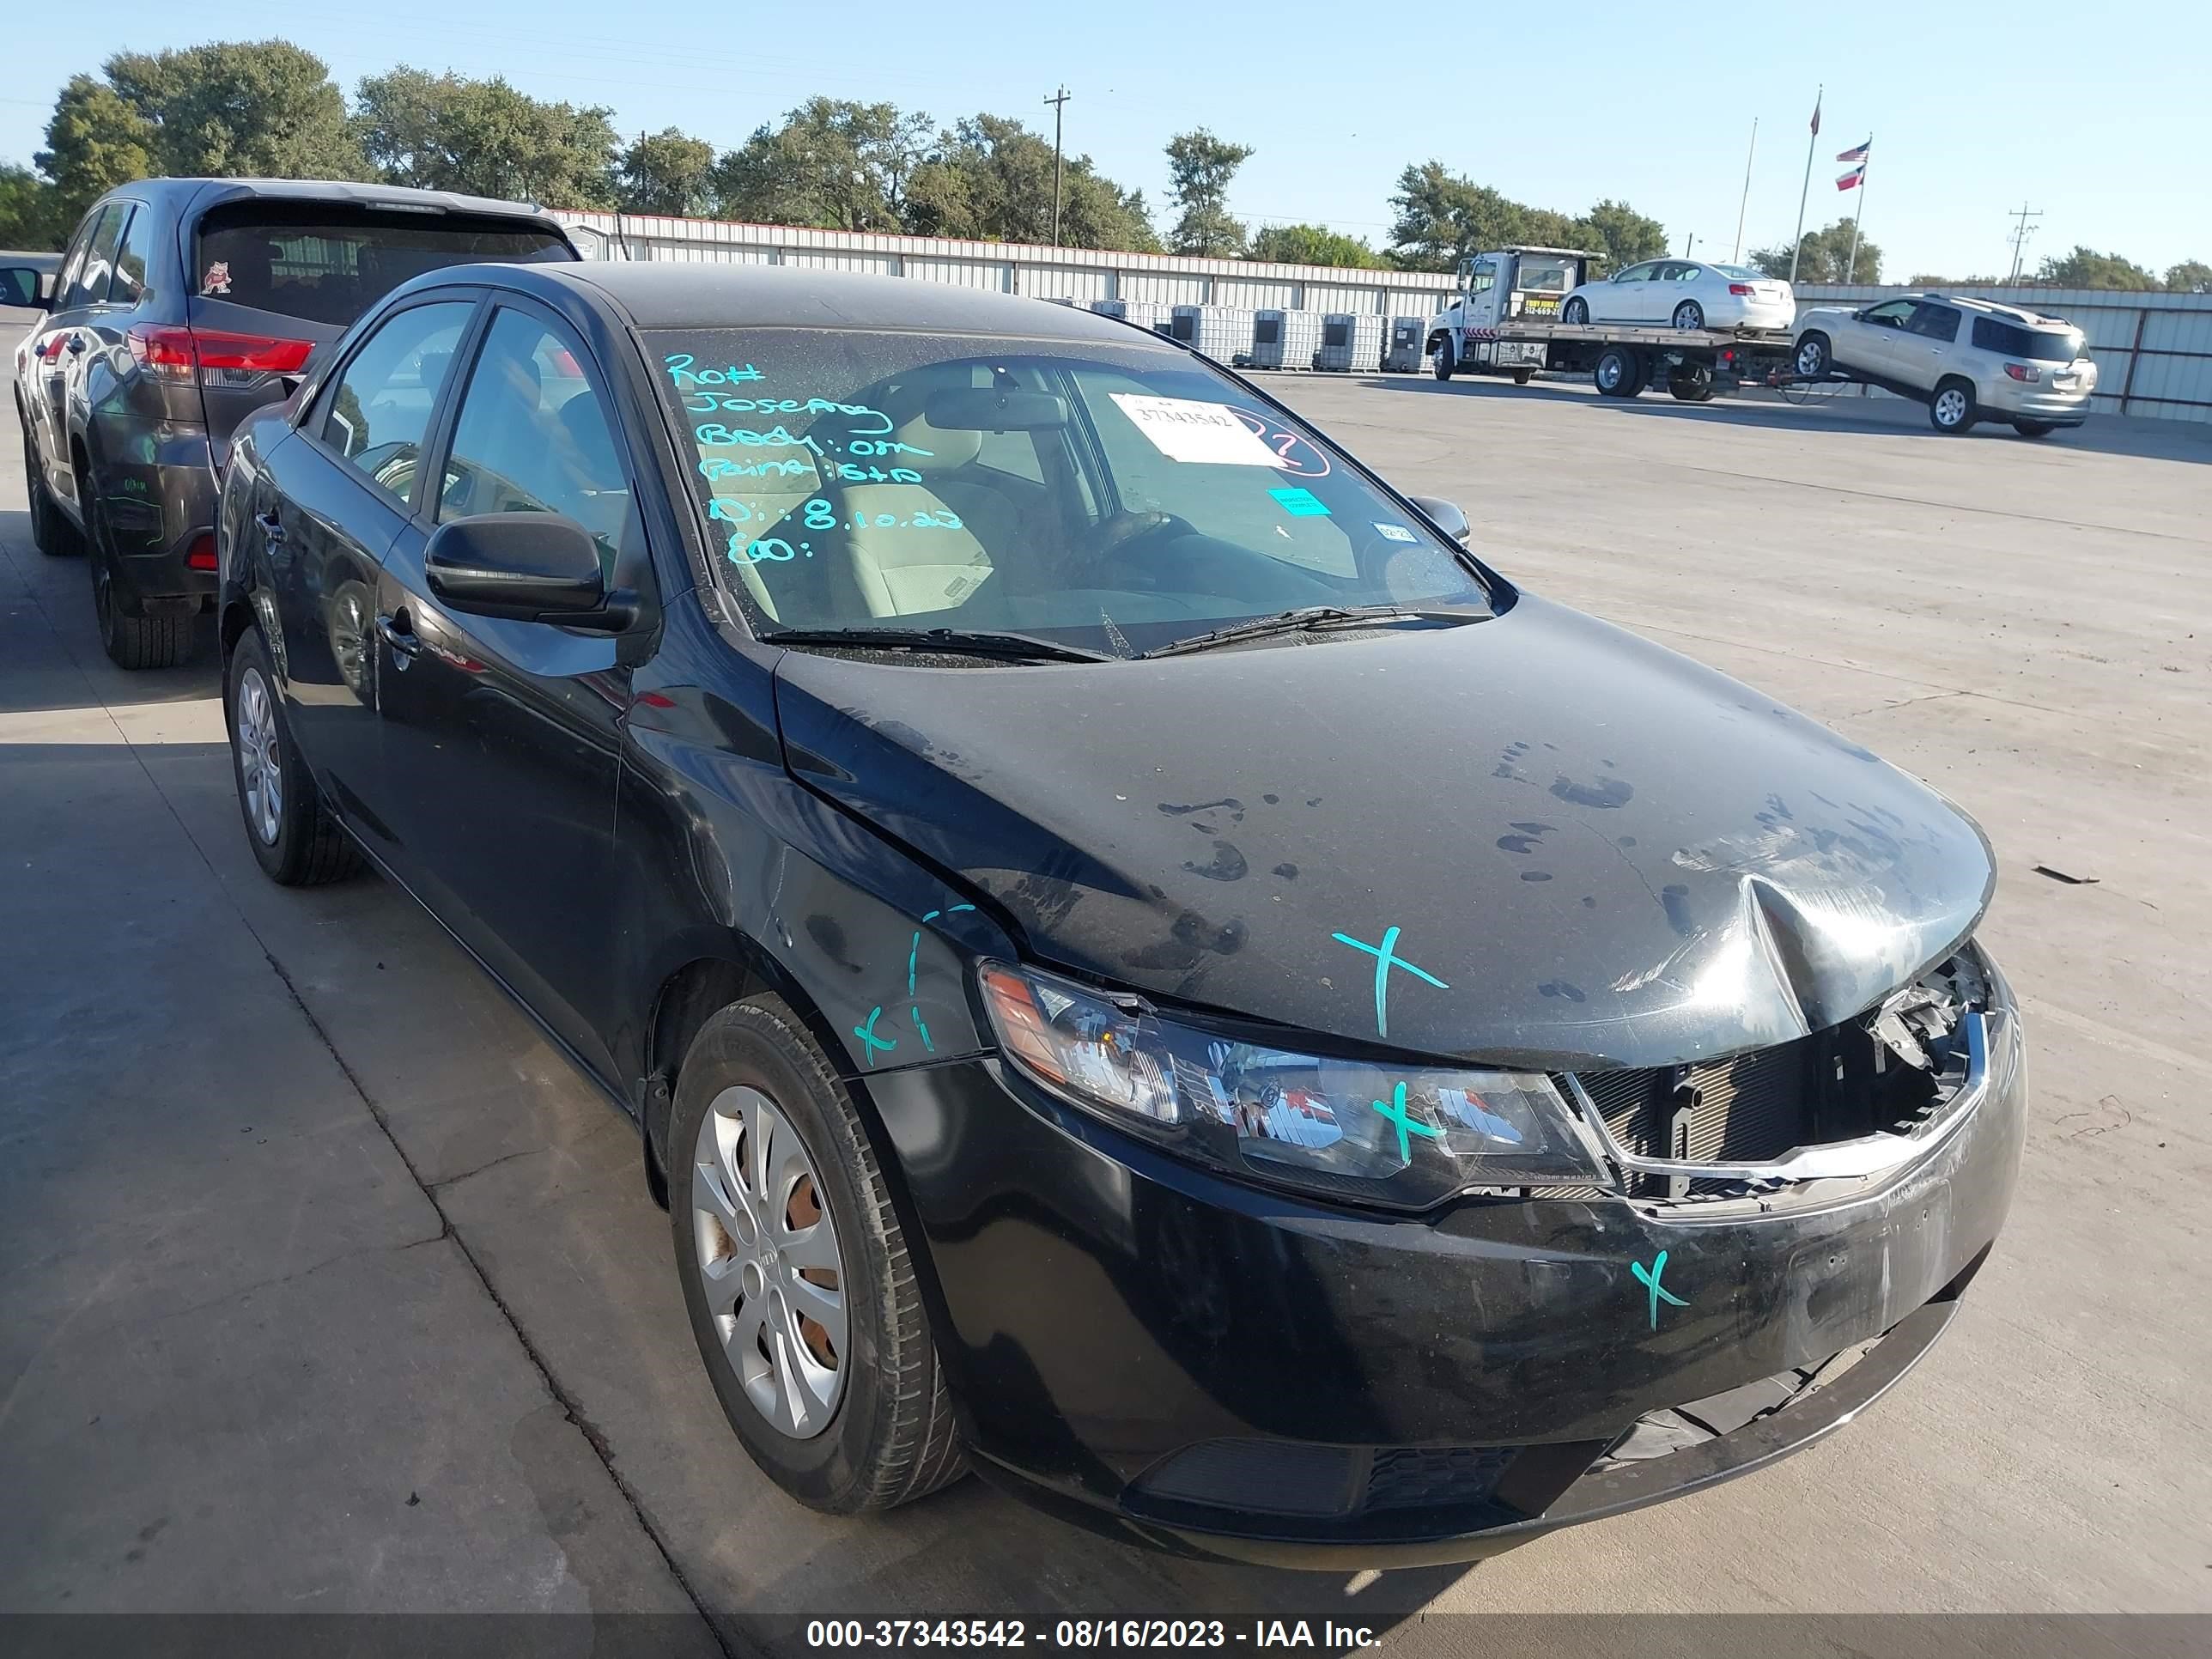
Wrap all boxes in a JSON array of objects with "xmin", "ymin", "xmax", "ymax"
[{"xmin": 4, "ymin": 179, "xmax": 577, "ymax": 667}]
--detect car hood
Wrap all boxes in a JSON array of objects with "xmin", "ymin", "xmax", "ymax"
[{"xmin": 770, "ymin": 595, "xmax": 1994, "ymax": 1071}]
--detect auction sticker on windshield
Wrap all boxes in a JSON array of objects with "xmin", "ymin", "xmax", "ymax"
[{"xmin": 1109, "ymin": 394, "xmax": 1285, "ymax": 467}]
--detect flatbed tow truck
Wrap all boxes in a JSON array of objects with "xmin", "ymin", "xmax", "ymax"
[{"xmin": 1425, "ymin": 247, "xmax": 1798, "ymax": 402}]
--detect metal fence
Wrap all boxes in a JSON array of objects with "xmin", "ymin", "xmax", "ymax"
[{"xmin": 1796, "ymin": 284, "xmax": 2212, "ymax": 424}]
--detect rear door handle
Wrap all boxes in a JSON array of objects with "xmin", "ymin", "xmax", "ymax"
[
  {"xmin": 375, "ymin": 611, "xmax": 421, "ymax": 663},
  {"xmin": 254, "ymin": 512, "xmax": 286, "ymax": 544},
  {"xmin": 65, "ymin": 333, "xmax": 86, "ymax": 355}
]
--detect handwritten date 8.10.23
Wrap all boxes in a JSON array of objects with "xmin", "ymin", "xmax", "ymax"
[{"xmin": 804, "ymin": 1622, "xmax": 1379, "ymax": 1650}]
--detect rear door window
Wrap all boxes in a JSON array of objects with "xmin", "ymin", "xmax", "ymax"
[
  {"xmin": 193, "ymin": 205, "xmax": 575, "ymax": 329},
  {"xmin": 60, "ymin": 205, "xmax": 128, "ymax": 311},
  {"xmin": 319, "ymin": 301, "xmax": 477, "ymax": 507}
]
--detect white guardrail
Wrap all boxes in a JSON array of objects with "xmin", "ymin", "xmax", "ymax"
[{"xmin": 558, "ymin": 214, "xmax": 2212, "ymax": 425}]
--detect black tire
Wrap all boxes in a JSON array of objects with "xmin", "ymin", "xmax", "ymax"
[
  {"xmin": 88, "ymin": 492, "xmax": 191, "ymax": 670},
  {"xmin": 1668, "ymin": 364, "xmax": 1717, "ymax": 403},
  {"xmin": 225, "ymin": 627, "xmax": 363, "ymax": 885},
  {"xmin": 1671, "ymin": 300, "xmax": 1705, "ymax": 331},
  {"xmin": 1594, "ymin": 345, "xmax": 1643, "ymax": 398},
  {"xmin": 1562, "ymin": 297, "xmax": 1589, "ymax": 325},
  {"xmin": 2014, "ymin": 421, "xmax": 2057, "ymax": 438},
  {"xmin": 1929, "ymin": 377, "xmax": 1978, "ymax": 434},
  {"xmin": 1431, "ymin": 341, "xmax": 1455, "ymax": 380},
  {"xmin": 1510, "ymin": 368, "xmax": 1535, "ymax": 386},
  {"xmin": 671, "ymin": 997, "xmax": 966, "ymax": 1514},
  {"xmin": 23, "ymin": 416, "xmax": 83, "ymax": 558},
  {"xmin": 1793, "ymin": 332, "xmax": 1831, "ymax": 380}
]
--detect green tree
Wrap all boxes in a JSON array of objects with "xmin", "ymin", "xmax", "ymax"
[
  {"xmin": 617, "ymin": 128, "xmax": 717, "ymax": 216},
  {"xmin": 1164, "ymin": 129, "xmax": 1252, "ymax": 257},
  {"xmin": 2029, "ymin": 246, "xmax": 2155, "ymax": 290},
  {"xmin": 2166, "ymin": 259, "xmax": 2212, "ymax": 294},
  {"xmin": 1750, "ymin": 220, "xmax": 1882, "ymax": 284},
  {"xmin": 903, "ymin": 114, "xmax": 1157, "ymax": 251},
  {"xmin": 711, "ymin": 98, "xmax": 931, "ymax": 231},
  {"xmin": 33, "ymin": 74, "xmax": 157, "ymax": 223},
  {"xmin": 1907, "ymin": 273, "xmax": 1999, "ymax": 289},
  {"xmin": 1385, "ymin": 163, "xmax": 1662, "ymax": 274},
  {"xmin": 356, "ymin": 67, "xmax": 616, "ymax": 207},
  {"xmin": 1249, "ymin": 222, "xmax": 1380, "ymax": 267},
  {"xmin": 1583, "ymin": 198, "xmax": 1668, "ymax": 270},
  {"xmin": 103, "ymin": 41, "xmax": 366, "ymax": 180},
  {"xmin": 0, "ymin": 161, "xmax": 67, "ymax": 249}
]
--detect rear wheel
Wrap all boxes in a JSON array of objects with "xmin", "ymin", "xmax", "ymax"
[
  {"xmin": 2014, "ymin": 421, "xmax": 2057, "ymax": 438},
  {"xmin": 1562, "ymin": 296, "xmax": 1589, "ymax": 325},
  {"xmin": 23, "ymin": 419, "xmax": 82, "ymax": 557},
  {"xmin": 88, "ymin": 493, "xmax": 191, "ymax": 671},
  {"xmin": 1794, "ymin": 332, "xmax": 1831, "ymax": 379},
  {"xmin": 1671, "ymin": 300, "xmax": 1705, "ymax": 331},
  {"xmin": 1510, "ymin": 368, "xmax": 1535, "ymax": 386},
  {"xmin": 226, "ymin": 627, "xmax": 363, "ymax": 885},
  {"xmin": 1432, "ymin": 341, "xmax": 1455, "ymax": 380},
  {"xmin": 1594, "ymin": 345, "xmax": 1644, "ymax": 398},
  {"xmin": 672, "ymin": 998, "xmax": 966, "ymax": 1513},
  {"xmin": 1668, "ymin": 363, "xmax": 1717, "ymax": 402},
  {"xmin": 1929, "ymin": 378, "xmax": 1978, "ymax": 434}
]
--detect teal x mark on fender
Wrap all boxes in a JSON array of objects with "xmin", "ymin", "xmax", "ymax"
[
  {"xmin": 1331, "ymin": 925, "xmax": 1449, "ymax": 1039},
  {"xmin": 1631, "ymin": 1250, "xmax": 1690, "ymax": 1330},
  {"xmin": 1370, "ymin": 1081, "xmax": 1441, "ymax": 1164},
  {"xmin": 853, "ymin": 1006, "xmax": 896, "ymax": 1066}
]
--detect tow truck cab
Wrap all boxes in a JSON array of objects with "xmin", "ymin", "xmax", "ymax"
[{"xmin": 1425, "ymin": 247, "xmax": 1593, "ymax": 380}]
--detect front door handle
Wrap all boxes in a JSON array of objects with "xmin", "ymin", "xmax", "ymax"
[
  {"xmin": 375, "ymin": 611, "xmax": 421, "ymax": 663},
  {"xmin": 254, "ymin": 511, "xmax": 286, "ymax": 544}
]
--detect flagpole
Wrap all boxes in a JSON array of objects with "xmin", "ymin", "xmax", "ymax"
[
  {"xmin": 1732, "ymin": 117, "xmax": 1758, "ymax": 264},
  {"xmin": 1789, "ymin": 86, "xmax": 1820, "ymax": 286},
  {"xmin": 1844, "ymin": 139, "xmax": 1871, "ymax": 284}
]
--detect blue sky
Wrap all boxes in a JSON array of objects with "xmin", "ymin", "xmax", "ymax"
[{"xmin": 7, "ymin": 0, "xmax": 2206, "ymax": 279}]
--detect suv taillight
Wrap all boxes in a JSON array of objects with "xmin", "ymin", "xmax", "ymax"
[
  {"xmin": 1728, "ymin": 283, "xmax": 1755, "ymax": 296},
  {"xmin": 127, "ymin": 324, "xmax": 313, "ymax": 386},
  {"xmin": 2003, "ymin": 363, "xmax": 2040, "ymax": 382}
]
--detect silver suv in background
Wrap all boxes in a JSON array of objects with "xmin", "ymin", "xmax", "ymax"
[{"xmin": 1790, "ymin": 294, "xmax": 2097, "ymax": 436}]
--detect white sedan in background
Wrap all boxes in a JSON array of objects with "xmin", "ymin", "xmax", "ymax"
[{"xmin": 1559, "ymin": 260, "xmax": 1796, "ymax": 331}]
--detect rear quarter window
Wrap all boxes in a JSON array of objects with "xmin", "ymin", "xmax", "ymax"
[
  {"xmin": 1972, "ymin": 315, "xmax": 2084, "ymax": 361},
  {"xmin": 192, "ymin": 204, "xmax": 575, "ymax": 328}
]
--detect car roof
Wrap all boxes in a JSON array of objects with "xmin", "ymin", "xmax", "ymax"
[
  {"xmin": 1908, "ymin": 292, "xmax": 2072, "ymax": 328},
  {"xmin": 97, "ymin": 176, "xmax": 568, "ymax": 230},
  {"xmin": 511, "ymin": 261, "xmax": 1166, "ymax": 343}
]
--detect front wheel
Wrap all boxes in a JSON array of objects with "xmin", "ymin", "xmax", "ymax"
[
  {"xmin": 1794, "ymin": 333, "xmax": 1831, "ymax": 379},
  {"xmin": 1510, "ymin": 368, "xmax": 1535, "ymax": 386},
  {"xmin": 2014, "ymin": 421, "xmax": 2057, "ymax": 438},
  {"xmin": 1671, "ymin": 300, "xmax": 1705, "ymax": 331},
  {"xmin": 672, "ymin": 998, "xmax": 966, "ymax": 1513},
  {"xmin": 1432, "ymin": 341, "xmax": 1455, "ymax": 380},
  {"xmin": 1562, "ymin": 297, "xmax": 1589, "ymax": 325},
  {"xmin": 1929, "ymin": 379, "xmax": 1978, "ymax": 434}
]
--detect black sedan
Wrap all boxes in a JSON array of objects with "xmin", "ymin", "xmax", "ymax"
[{"xmin": 216, "ymin": 261, "xmax": 2023, "ymax": 1566}]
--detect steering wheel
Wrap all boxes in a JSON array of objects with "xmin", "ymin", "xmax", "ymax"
[{"xmin": 1079, "ymin": 510, "xmax": 1194, "ymax": 587}]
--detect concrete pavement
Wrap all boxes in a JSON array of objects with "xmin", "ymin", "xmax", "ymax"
[{"xmin": 3, "ymin": 325, "xmax": 2206, "ymax": 1640}]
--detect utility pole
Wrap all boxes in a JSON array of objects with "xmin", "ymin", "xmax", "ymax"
[
  {"xmin": 1684, "ymin": 233, "xmax": 1696, "ymax": 258},
  {"xmin": 2004, "ymin": 203, "xmax": 2043, "ymax": 284},
  {"xmin": 1732, "ymin": 117, "xmax": 1758, "ymax": 264},
  {"xmin": 1044, "ymin": 86, "xmax": 1072, "ymax": 247}
]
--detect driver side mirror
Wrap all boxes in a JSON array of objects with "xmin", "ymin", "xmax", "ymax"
[
  {"xmin": 0, "ymin": 265, "xmax": 51, "ymax": 310},
  {"xmin": 1406, "ymin": 495, "xmax": 1471, "ymax": 545},
  {"xmin": 424, "ymin": 513, "xmax": 635, "ymax": 630}
]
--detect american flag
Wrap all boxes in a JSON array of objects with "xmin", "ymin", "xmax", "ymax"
[{"xmin": 1837, "ymin": 138, "xmax": 1871, "ymax": 163}]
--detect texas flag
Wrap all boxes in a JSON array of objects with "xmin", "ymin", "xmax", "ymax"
[
  {"xmin": 1837, "ymin": 138, "xmax": 1872, "ymax": 163},
  {"xmin": 1837, "ymin": 163, "xmax": 1868, "ymax": 191}
]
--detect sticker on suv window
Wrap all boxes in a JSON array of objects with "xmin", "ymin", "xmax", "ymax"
[
  {"xmin": 1109, "ymin": 393, "xmax": 1284, "ymax": 467},
  {"xmin": 201, "ymin": 261, "xmax": 232, "ymax": 295}
]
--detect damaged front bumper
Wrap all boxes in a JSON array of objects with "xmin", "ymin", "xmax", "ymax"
[{"xmin": 865, "ymin": 955, "xmax": 2026, "ymax": 1567}]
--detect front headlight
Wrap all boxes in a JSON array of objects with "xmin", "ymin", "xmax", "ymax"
[{"xmin": 977, "ymin": 960, "xmax": 1602, "ymax": 1208}]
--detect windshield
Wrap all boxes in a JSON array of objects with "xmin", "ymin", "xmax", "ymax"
[{"xmin": 650, "ymin": 327, "xmax": 1490, "ymax": 655}]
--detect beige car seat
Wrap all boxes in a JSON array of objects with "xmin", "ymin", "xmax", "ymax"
[{"xmin": 833, "ymin": 405, "xmax": 1013, "ymax": 618}]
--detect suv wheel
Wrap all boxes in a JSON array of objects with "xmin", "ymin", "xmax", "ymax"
[
  {"xmin": 2014, "ymin": 421, "xmax": 2057, "ymax": 439},
  {"xmin": 226, "ymin": 628, "xmax": 363, "ymax": 884},
  {"xmin": 1929, "ymin": 378, "xmax": 1978, "ymax": 434},
  {"xmin": 87, "ymin": 491, "xmax": 193, "ymax": 670},
  {"xmin": 23, "ymin": 420, "xmax": 83, "ymax": 558},
  {"xmin": 672, "ymin": 997, "xmax": 966, "ymax": 1513},
  {"xmin": 1794, "ymin": 333, "xmax": 1831, "ymax": 379}
]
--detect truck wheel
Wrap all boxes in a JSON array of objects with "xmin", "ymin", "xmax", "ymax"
[
  {"xmin": 1511, "ymin": 368, "xmax": 1535, "ymax": 386},
  {"xmin": 1671, "ymin": 300, "xmax": 1705, "ymax": 331},
  {"xmin": 1594, "ymin": 346, "xmax": 1642, "ymax": 398},
  {"xmin": 1668, "ymin": 364, "xmax": 1717, "ymax": 402},
  {"xmin": 1562, "ymin": 297, "xmax": 1589, "ymax": 325},
  {"xmin": 1794, "ymin": 333, "xmax": 1831, "ymax": 379},
  {"xmin": 1432, "ymin": 342, "xmax": 1455, "ymax": 380},
  {"xmin": 1929, "ymin": 378, "xmax": 1978, "ymax": 434}
]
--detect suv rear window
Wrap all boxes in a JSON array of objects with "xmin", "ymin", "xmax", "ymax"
[
  {"xmin": 192, "ymin": 204, "xmax": 574, "ymax": 327},
  {"xmin": 1971, "ymin": 315, "xmax": 2084, "ymax": 362}
]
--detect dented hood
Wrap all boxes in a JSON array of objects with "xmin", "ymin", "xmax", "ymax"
[{"xmin": 771, "ymin": 594, "xmax": 1995, "ymax": 1070}]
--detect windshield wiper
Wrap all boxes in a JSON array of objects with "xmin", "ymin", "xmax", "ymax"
[
  {"xmin": 758, "ymin": 625, "xmax": 1113, "ymax": 664},
  {"xmin": 1142, "ymin": 605, "xmax": 1486, "ymax": 659}
]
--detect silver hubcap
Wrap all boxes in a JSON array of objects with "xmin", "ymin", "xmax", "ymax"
[
  {"xmin": 235, "ymin": 667, "xmax": 283, "ymax": 846},
  {"xmin": 692, "ymin": 1085, "xmax": 847, "ymax": 1438},
  {"xmin": 1597, "ymin": 357, "xmax": 1622, "ymax": 389},
  {"xmin": 1674, "ymin": 306, "xmax": 1698, "ymax": 328},
  {"xmin": 1936, "ymin": 389, "xmax": 1966, "ymax": 425},
  {"xmin": 1797, "ymin": 343, "xmax": 1823, "ymax": 375}
]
